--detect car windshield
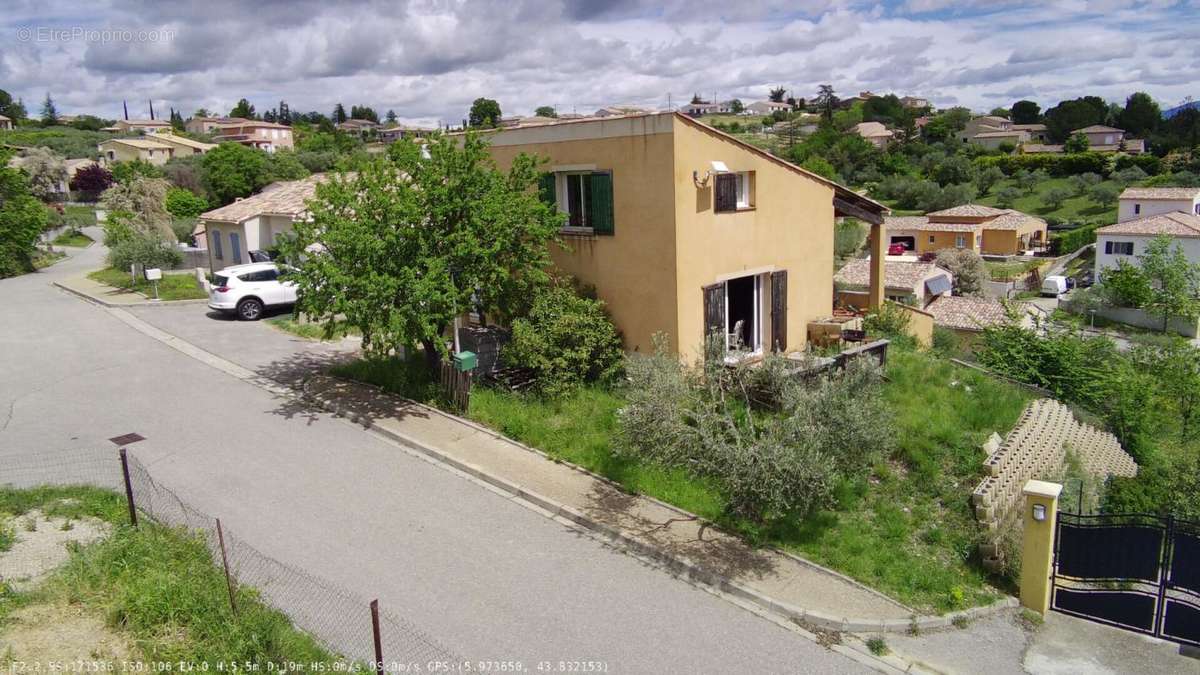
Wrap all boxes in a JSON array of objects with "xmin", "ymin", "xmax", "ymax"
[{"xmin": 213, "ymin": 274, "xmax": 230, "ymax": 288}]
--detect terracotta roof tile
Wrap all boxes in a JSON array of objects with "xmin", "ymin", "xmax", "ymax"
[
  {"xmin": 1119, "ymin": 187, "xmax": 1200, "ymax": 201},
  {"xmin": 834, "ymin": 258, "xmax": 948, "ymax": 292},
  {"xmin": 927, "ymin": 296, "xmax": 1018, "ymax": 331},
  {"xmin": 927, "ymin": 204, "xmax": 1008, "ymax": 218},
  {"xmin": 200, "ymin": 174, "xmax": 329, "ymax": 223},
  {"xmin": 1097, "ymin": 212, "xmax": 1200, "ymax": 238}
]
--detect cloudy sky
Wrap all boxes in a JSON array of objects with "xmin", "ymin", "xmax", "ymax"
[{"xmin": 3, "ymin": 0, "xmax": 1197, "ymax": 126}]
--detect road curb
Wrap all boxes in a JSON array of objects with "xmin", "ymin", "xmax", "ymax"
[
  {"xmin": 53, "ymin": 278, "xmax": 209, "ymax": 308},
  {"xmin": 301, "ymin": 375, "xmax": 1019, "ymax": 636}
]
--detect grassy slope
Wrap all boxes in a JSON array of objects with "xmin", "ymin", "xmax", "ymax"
[
  {"xmin": 0, "ymin": 486, "xmax": 338, "ymax": 663},
  {"xmin": 88, "ymin": 267, "xmax": 207, "ymax": 301},
  {"xmin": 975, "ymin": 177, "xmax": 1119, "ymax": 223},
  {"xmin": 336, "ymin": 348, "xmax": 1032, "ymax": 612}
]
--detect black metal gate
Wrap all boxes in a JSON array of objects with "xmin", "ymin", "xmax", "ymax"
[{"xmin": 1051, "ymin": 512, "xmax": 1200, "ymax": 647}]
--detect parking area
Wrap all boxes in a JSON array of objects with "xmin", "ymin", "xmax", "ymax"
[{"xmin": 126, "ymin": 303, "xmax": 360, "ymax": 386}]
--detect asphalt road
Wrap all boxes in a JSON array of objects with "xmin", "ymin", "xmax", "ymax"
[{"xmin": 0, "ymin": 237, "xmax": 870, "ymax": 673}]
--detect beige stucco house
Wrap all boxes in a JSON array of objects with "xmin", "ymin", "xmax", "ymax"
[
  {"xmin": 479, "ymin": 112, "xmax": 888, "ymax": 361},
  {"xmin": 152, "ymin": 133, "xmax": 217, "ymax": 157},
  {"xmin": 103, "ymin": 119, "xmax": 172, "ymax": 134},
  {"xmin": 0, "ymin": 114, "xmax": 11, "ymax": 131},
  {"xmin": 198, "ymin": 175, "xmax": 326, "ymax": 271},
  {"xmin": 186, "ymin": 116, "xmax": 249, "ymax": 135},
  {"xmin": 884, "ymin": 204, "xmax": 1047, "ymax": 257},
  {"xmin": 97, "ymin": 138, "xmax": 175, "ymax": 166},
  {"xmin": 854, "ymin": 121, "xmax": 894, "ymax": 149}
]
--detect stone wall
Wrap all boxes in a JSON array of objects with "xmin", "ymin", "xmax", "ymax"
[{"xmin": 972, "ymin": 398, "xmax": 1137, "ymax": 569}]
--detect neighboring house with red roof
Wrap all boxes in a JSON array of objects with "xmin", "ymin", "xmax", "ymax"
[
  {"xmin": 834, "ymin": 258, "xmax": 952, "ymax": 309},
  {"xmin": 1094, "ymin": 211, "xmax": 1200, "ymax": 275},
  {"xmin": 883, "ymin": 204, "xmax": 1048, "ymax": 256},
  {"xmin": 926, "ymin": 295, "xmax": 1025, "ymax": 335},
  {"xmin": 211, "ymin": 120, "xmax": 294, "ymax": 152}
]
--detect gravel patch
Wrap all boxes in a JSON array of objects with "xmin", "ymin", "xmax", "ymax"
[{"xmin": 0, "ymin": 509, "xmax": 109, "ymax": 591}]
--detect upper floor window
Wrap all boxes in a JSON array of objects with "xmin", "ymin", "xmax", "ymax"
[
  {"xmin": 715, "ymin": 171, "xmax": 754, "ymax": 213},
  {"xmin": 1105, "ymin": 241, "xmax": 1134, "ymax": 256},
  {"xmin": 538, "ymin": 171, "xmax": 614, "ymax": 235},
  {"xmin": 1134, "ymin": 203, "xmax": 1141, "ymax": 215}
]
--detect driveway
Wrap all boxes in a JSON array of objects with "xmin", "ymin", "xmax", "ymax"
[{"xmin": 0, "ymin": 235, "xmax": 869, "ymax": 672}]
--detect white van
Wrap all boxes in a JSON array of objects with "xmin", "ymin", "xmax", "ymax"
[{"xmin": 1041, "ymin": 275, "xmax": 1069, "ymax": 298}]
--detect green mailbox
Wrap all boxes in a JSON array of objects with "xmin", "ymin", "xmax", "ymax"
[{"xmin": 452, "ymin": 350, "xmax": 477, "ymax": 372}]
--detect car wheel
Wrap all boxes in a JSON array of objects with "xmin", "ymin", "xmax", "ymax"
[{"xmin": 237, "ymin": 298, "xmax": 263, "ymax": 321}]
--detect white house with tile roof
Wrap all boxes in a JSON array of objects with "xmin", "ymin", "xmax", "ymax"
[
  {"xmin": 1117, "ymin": 187, "xmax": 1200, "ymax": 223},
  {"xmin": 1095, "ymin": 211, "xmax": 1200, "ymax": 275}
]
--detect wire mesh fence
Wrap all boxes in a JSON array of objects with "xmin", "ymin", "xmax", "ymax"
[{"xmin": 1, "ymin": 446, "xmax": 460, "ymax": 670}]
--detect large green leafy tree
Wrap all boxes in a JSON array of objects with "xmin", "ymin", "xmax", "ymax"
[
  {"xmin": 1118, "ymin": 92, "xmax": 1161, "ymax": 138},
  {"xmin": 0, "ymin": 150, "xmax": 49, "ymax": 277},
  {"xmin": 1044, "ymin": 96, "xmax": 1108, "ymax": 142},
  {"xmin": 468, "ymin": 98, "xmax": 502, "ymax": 128},
  {"xmin": 229, "ymin": 98, "xmax": 256, "ymax": 119},
  {"xmin": 1011, "ymin": 100, "xmax": 1041, "ymax": 124},
  {"xmin": 278, "ymin": 133, "xmax": 563, "ymax": 370},
  {"xmin": 201, "ymin": 143, "xmax": 269, "ymax": 205},
  {"xmin": 1139, "ymin": 235, "xmax": 1200, "ymax": 332}
]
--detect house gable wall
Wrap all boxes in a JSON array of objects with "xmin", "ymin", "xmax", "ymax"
[
  {"xmin": 485, "ymin": 115, "xmax": 681, "ymax": 356},
  {"xmin": 671, "ymin": 117, "xmax": 835, "ymax": 361}
]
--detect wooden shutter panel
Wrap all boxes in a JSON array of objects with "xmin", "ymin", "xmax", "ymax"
[
  {"xmin": 714, "ymin": 173, "xmax": 738, "ymax": 212},
  {"xmin": 538, "ymin": 173, "xmax": 556, "ymax": 205},
  {"xmin": 703, "ymin": 282, "xmax": 725, "ymax": 346},
  {"xmin": 771, "ymin": 270, "xmax": 787, "ymax": 352},
  {"xmin": 1104, "ymin": 241, "xmax": 1112, "ymax": 255},
  {"xmin": 588, "ymin": 172, "xmax": 614, "ymax": 235}
]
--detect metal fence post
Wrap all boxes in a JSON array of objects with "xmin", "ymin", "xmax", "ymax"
[
  {"xmin": 370, "ymin": 599, "xmax": 384, "ymax": 675},
  {"xmin": 119, "ymin": 448, "xmax": 138, "ymax": 527},
  {"xmin": 216, "ymin": 518, "xmax": 238, "ymax": 615}
]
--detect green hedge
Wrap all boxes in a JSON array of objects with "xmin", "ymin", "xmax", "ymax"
[
  {"xmin": 1114, "ymin": 154, "xmax": 1162, "ymax": 175},
  {"xmin": 974, "ymin": 152, "xmax": 1109, "ymax": 177},
  {"xmin": 1050, "ymin": 222, "xmax": 1101, "ymax": 254}
]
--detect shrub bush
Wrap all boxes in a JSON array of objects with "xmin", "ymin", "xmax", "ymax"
[
  {"xmin": 864, "ymin": 301, "xmax": 912, "ymax": 337},
  {"xmin": 1051, "ymin": 222, "xmax": 1100, "ymax": 254},
  {"xmin": 974, "ymin": 152, "xmax": 1109, "ymax": 178},
  {"xmin": 1114, "ymin": 153, "xmax": 1161, "ymax": 176},
  {"xmin": 164, "ymin": 187, "xmax": 208, "ymax": 218},
  {"xmin": 615, "ymin": 338, "xmax": 891, "ymax": 522},
  {"xmin": 936, "ymin": 248, "xmax": 985, "ymax": 296},
  {"xmin": 503, "ymin": 283, "xmax": 624, "ymax": 393}
]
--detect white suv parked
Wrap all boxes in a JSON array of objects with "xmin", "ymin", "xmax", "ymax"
[{"xmin": 208, "ymin": 263, "xmax": 298, "ymax": 320}]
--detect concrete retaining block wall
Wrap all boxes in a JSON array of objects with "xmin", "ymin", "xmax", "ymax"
[{"xmin": 972, "ymin": 398, "xmax": 1137, "ymax": 568}]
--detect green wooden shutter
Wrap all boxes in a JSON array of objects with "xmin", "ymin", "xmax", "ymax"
[
  {"xmin": 538, "ymin": 173, "xmax": 556, "ymax": 205},
  {"xmin": 588, "ymin": 172, "xmax": 614, "ymax": 235}
]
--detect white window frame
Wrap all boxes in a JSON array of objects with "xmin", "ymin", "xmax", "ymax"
[
  {"xmin": 955, "ymin": 234, "xmax": 966, "ymax": 248},
  {"xmin": 723, "ymin": 274, "xmax": 764, "ymax": 363},
  {"xmin": 736, "ymin": 171, "xmax": 751, "ymax": 209},
  {"xmin": 556, "ymin": 172, "xmax": 593, "ymax": 233}
]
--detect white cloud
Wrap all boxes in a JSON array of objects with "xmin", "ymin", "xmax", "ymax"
[{"xmin": 2, "ymin": 0, "xmax": 1194, "ymax": 126}]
